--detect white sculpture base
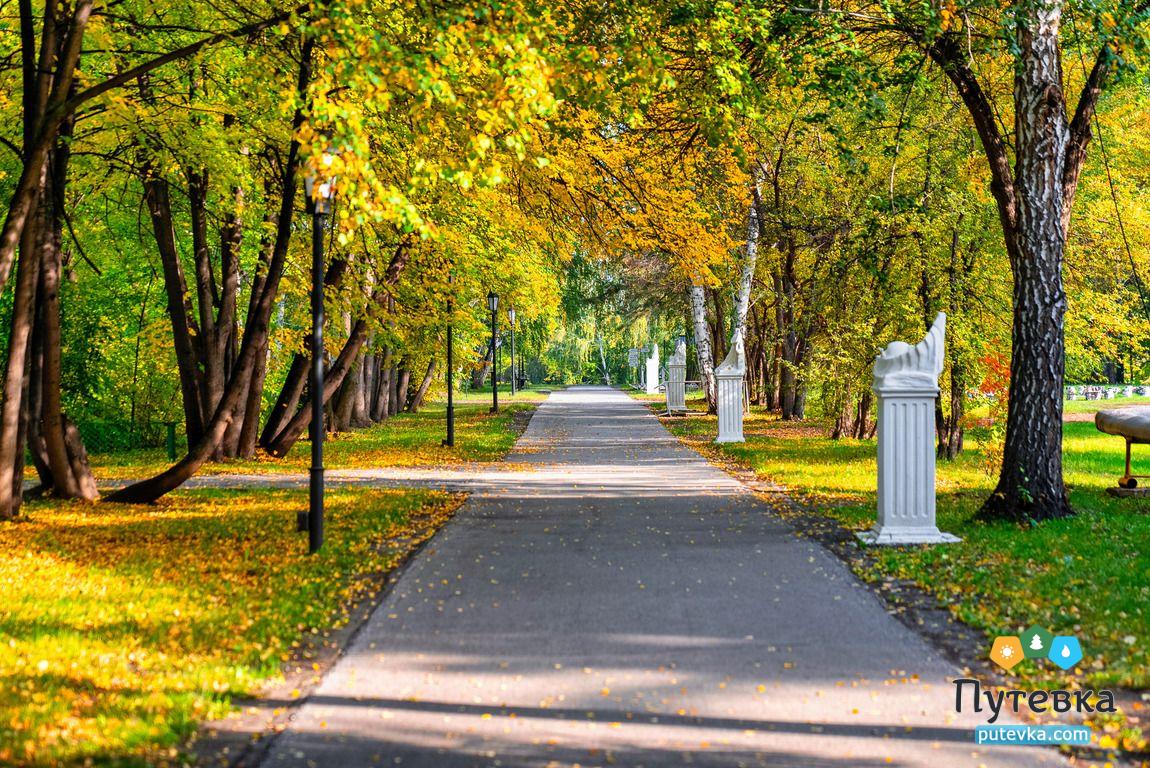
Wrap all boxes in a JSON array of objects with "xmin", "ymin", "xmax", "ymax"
[
  {"xmin": 715, "ymin": 344, "xmax": 745, "ymax": 443},
  {"xmin": 856, "ymin": 527, "xmax": 961, "ymax": 546},
  {"xmin": 665, "ymin": 341, "xmax": 687, "ymax": 414},
  {"xmin": 644, "ymin": 344, "xmax": 660, "ymax": 395},
  {"xmin": 859, "ymin": 313, "xmax": 960, "ymax": 547}
]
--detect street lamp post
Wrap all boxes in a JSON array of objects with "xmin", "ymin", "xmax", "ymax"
[
  {"xmin": 444, "ymin": 276, "xmax": 455, "ymax": 447},
  {"xmin": 302, "ymin": 150, "xmax": 336, "ymax": 554},
  {"xmin": 508, "ymin": 307, "xmax": 517, "ymax": 396},
  {"xmin": 488, "ymin": 291, "xmax": 499, "ymax": 413}
]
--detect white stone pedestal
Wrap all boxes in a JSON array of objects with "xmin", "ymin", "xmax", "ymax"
[
  {"xmin": 715, "ymin": 344, "xmax": 745, "ymax": 443},
  {"xmin": 665, "ymin": 337, "xmax": 687, "ymax": 414},
  {"xmin": 644, "ymin": 344, "xmax": 660, "ymax": 395},
  {"xmin": 857, "ymin": 313, "xmax": 960, "ymax": 546}
]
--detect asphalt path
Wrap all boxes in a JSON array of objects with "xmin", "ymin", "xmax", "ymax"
[{"xmin": 258, "ymin": 386, "xmax": 1062, "ymax": 768}]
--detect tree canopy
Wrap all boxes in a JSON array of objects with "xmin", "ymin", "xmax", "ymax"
[{"xmin": 2, "ymin": 0, "xmax": 1150, "ymax": 520}]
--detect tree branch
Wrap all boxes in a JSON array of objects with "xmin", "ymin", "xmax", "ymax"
[
  {"xmin": 1061, "ymin": 46, "xmax": 1109, "ymax": 233},
  {"xmin": 65, "ymin": 4, "xmax": 309, "ymax": 114},
  {"xmin": 923, "ymin": 33, "xmax": 1018, "ymax": 241}
]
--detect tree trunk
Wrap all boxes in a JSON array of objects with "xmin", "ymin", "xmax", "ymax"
[
  {"xmin": 0, "ymin": 1, "xmax": 93, "ymax": 298},
  {"xmin": 105, "ymin": 38, "xmax": 315, "ymax": 504},
  {"xmin": 471, "ymin": 343, "xmax": 493, "ymax": 390},
  {"xmin": 265, "ymin": 316, "xmax": 373, "ymax": 456},
  {"xmin": 142, "ymin": 168, "xmax": 208, "ymax": 446},
  {"xmin": 351, "ymin": 348, "xmax": 370, "ymax": 425},
  {"xmin": 977, "ymin": 4, "xmax": 1073, "ymax": 521},
  {"xmin": 331, "ymin": 349, "xmax": 363, "ymax": 432},
  {"xmin": 371, "ymin": 348, "xmax": 392, "ymax": 421},
  {"xmin": 395, "ymin": 366, "xmax": 411, "ymax": 414},
  {"xmin": 938, "ymin": 361, "xmax": 966, "ymax": 460},
  {"xmin": 0, "ymin": 194, "xmax": 45, "ymax": 517},
  {"xmin": 925, "ymin": 16, "xmax": 1111, "ymax": 519},
  {"xmin": 37, "ymin": 190, "xmax": 96, "ymax": 501},
  {"xmin": 689, "ymin": 284, "xmax": 716, "ymax": 411},
  {"xmin": 408, "ymin": 359, "xmax": 437, "ymax": 413},
  {"xmin": 730, "ymin": 177, "xmax": 763, "ymax": 356}
]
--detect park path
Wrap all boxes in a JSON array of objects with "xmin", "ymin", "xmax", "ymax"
[{"xmin": 258, "ymin": 386, "xmax": 1061, "ymax": 768}]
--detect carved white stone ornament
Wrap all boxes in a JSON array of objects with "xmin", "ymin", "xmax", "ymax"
[
  {"xmin": 714, "ymin": 342, "xmax": 746, "ymax": 443},
  {"xmin": 665, "ymin": 337, "xmax": 688, "ymax": 414},
  {"xmin": 857, "ymin": 312, "xmax": 961, "ymax": 545},
  {"xmin": 644, "ymin": 343, "xmax": 660, "ymax": 395}
]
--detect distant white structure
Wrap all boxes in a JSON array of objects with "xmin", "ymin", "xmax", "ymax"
[
  {"xmin": 858, "ymin": 313, "xmax": 960, "ymax": 545},
  {"xmin": 644, "ymin": 343, "xmax": 660, "ymax": 395},
  {"xmin": 714, "ymin": 343, "xmax": 745, "ymax": 443},
  {"xmin": 665, "ymin": 337, "xmax": 687, "ymax": 414}
]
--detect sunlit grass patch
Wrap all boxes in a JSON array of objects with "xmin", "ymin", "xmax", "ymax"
[
  {"xmin": 89, "ymin": 399, "xmax": 538, "ymax": 481},
  {"xmin": 0, "ymin": 487, "xmax": 459, "ymax": 766}
]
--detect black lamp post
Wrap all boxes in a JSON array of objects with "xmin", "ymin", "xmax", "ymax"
[
  {"xmin": 488, "ymin": 290, "xmax": 499, "ymax": 413},
  {"xmin": 508, "ymin": 307, "xmax": 517, "ymax": 396},
  {"xmin": 302, "ymin": 149, "xmax": 336, "ymax": 554},
  {"xmin": 444, "ymin": 275, "xmax": 455, "ymax": 447}
]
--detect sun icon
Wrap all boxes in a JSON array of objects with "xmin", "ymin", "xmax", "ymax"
[{"xmin": 990, "ymin": 636, "xmax": 1024, "ymax": 670}]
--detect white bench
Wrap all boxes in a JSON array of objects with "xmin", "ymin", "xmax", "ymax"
[{"xmin": 1095, "ymin": 408, "xmax": 1150, "ymax": 489}]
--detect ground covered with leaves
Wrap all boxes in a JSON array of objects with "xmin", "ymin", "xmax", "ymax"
[
  {"xmin": 0, "ymin": 487, "xmax": 461, "ymax": 766},
  {"xmin": 1, "ymin": 388, "xmax": 542, "ymax": 764},
  {"xmin": 641, "ymin": 392, "xmax": 1148, "ymax": 751}
]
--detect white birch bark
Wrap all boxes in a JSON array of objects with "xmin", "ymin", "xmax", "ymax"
[
  {"xmin": 690, "ymin": 284, "xmax": 716, "ymax": 409},
  {"xmin": 597, "ymin": 334, "xmax": 611, "ymax": 385},
  {"xmin": 731, "ymin": 172, "xmax": 765, "ymax": 358}
]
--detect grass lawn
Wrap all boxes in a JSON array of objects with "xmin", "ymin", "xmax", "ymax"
[
  {"xmin": 1064, "ymin": 396, "xmax": 1150, "ymax": 415},
  {"xmin": 1, "ymin": 386, "xmax": 546, "ymax": 764},
  {"xmin": 0, "ymin": 486, "xmax": 460, "ymax": 766},
  {"xmin": 88, "ymin": 386, "xmax": 551, "ymax": 481},
  {"xmin": 642, "ymin": 395, "xmax": 1149, "ymax": 697}
]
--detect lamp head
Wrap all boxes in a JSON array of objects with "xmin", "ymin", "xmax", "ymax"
[
  {"xmin": 487, "ymin": 291, "xmax": 499, "ymax": 312},
  {"xmin": 305, "ymin": 145, "xmax": 338, "ymax": 215}
]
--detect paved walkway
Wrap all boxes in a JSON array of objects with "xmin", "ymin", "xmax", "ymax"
[{"xmin": 259, "ymin": 387, "xmax": 1061, "ymax": 768}]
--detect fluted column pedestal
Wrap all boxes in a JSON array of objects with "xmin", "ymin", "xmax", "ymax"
[
  {"xmin": 665, "ymin": 337, "xmax": 687, "ymax": 414},
  {"xmin": 857, "ymin": 313, "xmax": 960, "ymax": 546},
  {"xmin": 715, "ymin": 344, "xmax": 745, "ymax": 443}
]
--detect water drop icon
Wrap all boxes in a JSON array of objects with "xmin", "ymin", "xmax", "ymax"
[{"xmin": 1061, "ymin": 645, "xmax": 1071, "ymax": 658}]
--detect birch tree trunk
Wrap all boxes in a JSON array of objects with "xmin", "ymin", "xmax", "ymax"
[
  {"xmin": 985, "ymin": 0, "xmax": 1072, "ymax": 519},
  {"xmin": 730, "ymin": 183, "xmax": 763, "ymax": 358},
  {"xmin": 597, "ymin": 335, "xmax": 611, "ymax": 385},
  {"xmin": 923, "ymin": 0, "xmax": 1111, "ymax": 520},
  {"xmin": 689, "ymin": 285, "xmax": 715, "ymax": 412}
]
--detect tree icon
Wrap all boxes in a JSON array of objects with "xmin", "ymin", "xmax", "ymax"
[{"xmin": 1022, "ymin": 625, "xmax": 1054, "ymax": 659}]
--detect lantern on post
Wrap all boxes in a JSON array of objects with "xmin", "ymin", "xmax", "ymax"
[
  {"xmin": 487, "ymin": 291, "xmax": 499, "ymax": 413},
  {"xmin": 301, "ymin": 145, "xmax": 337, "ymax": 554}
]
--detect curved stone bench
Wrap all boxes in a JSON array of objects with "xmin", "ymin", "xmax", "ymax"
[{"xmin": 1095, "ymin": 408, "xmax": 1150, "ymax": 489}]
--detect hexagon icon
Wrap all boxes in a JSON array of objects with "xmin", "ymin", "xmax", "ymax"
[
  {"xmin": 990, "ymin": 636, "xmax": 1025, "ymax": 671},
  {"xmin": 1022, "ymin": 625, "xmax": 1054, "ymax": 659},
  {"xmin": 1048, "ymin": 636, "xmax": 1083, "ymax": 670}
]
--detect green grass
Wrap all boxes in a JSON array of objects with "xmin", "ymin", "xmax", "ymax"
[
  {"xmin": 0, "ymin": 486, "xmax": 460, "ymax": 766},
  {"xmin": 1063, "ymin": 396, "xmax": 1150, "ymax": 415},
  {"xmin": 89, "ymin": 388, "xmax": 548, "ymax": 480},
  {"xmin": 651, "ymin": 396, "xmax": 1150, "ymax": 695}
]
